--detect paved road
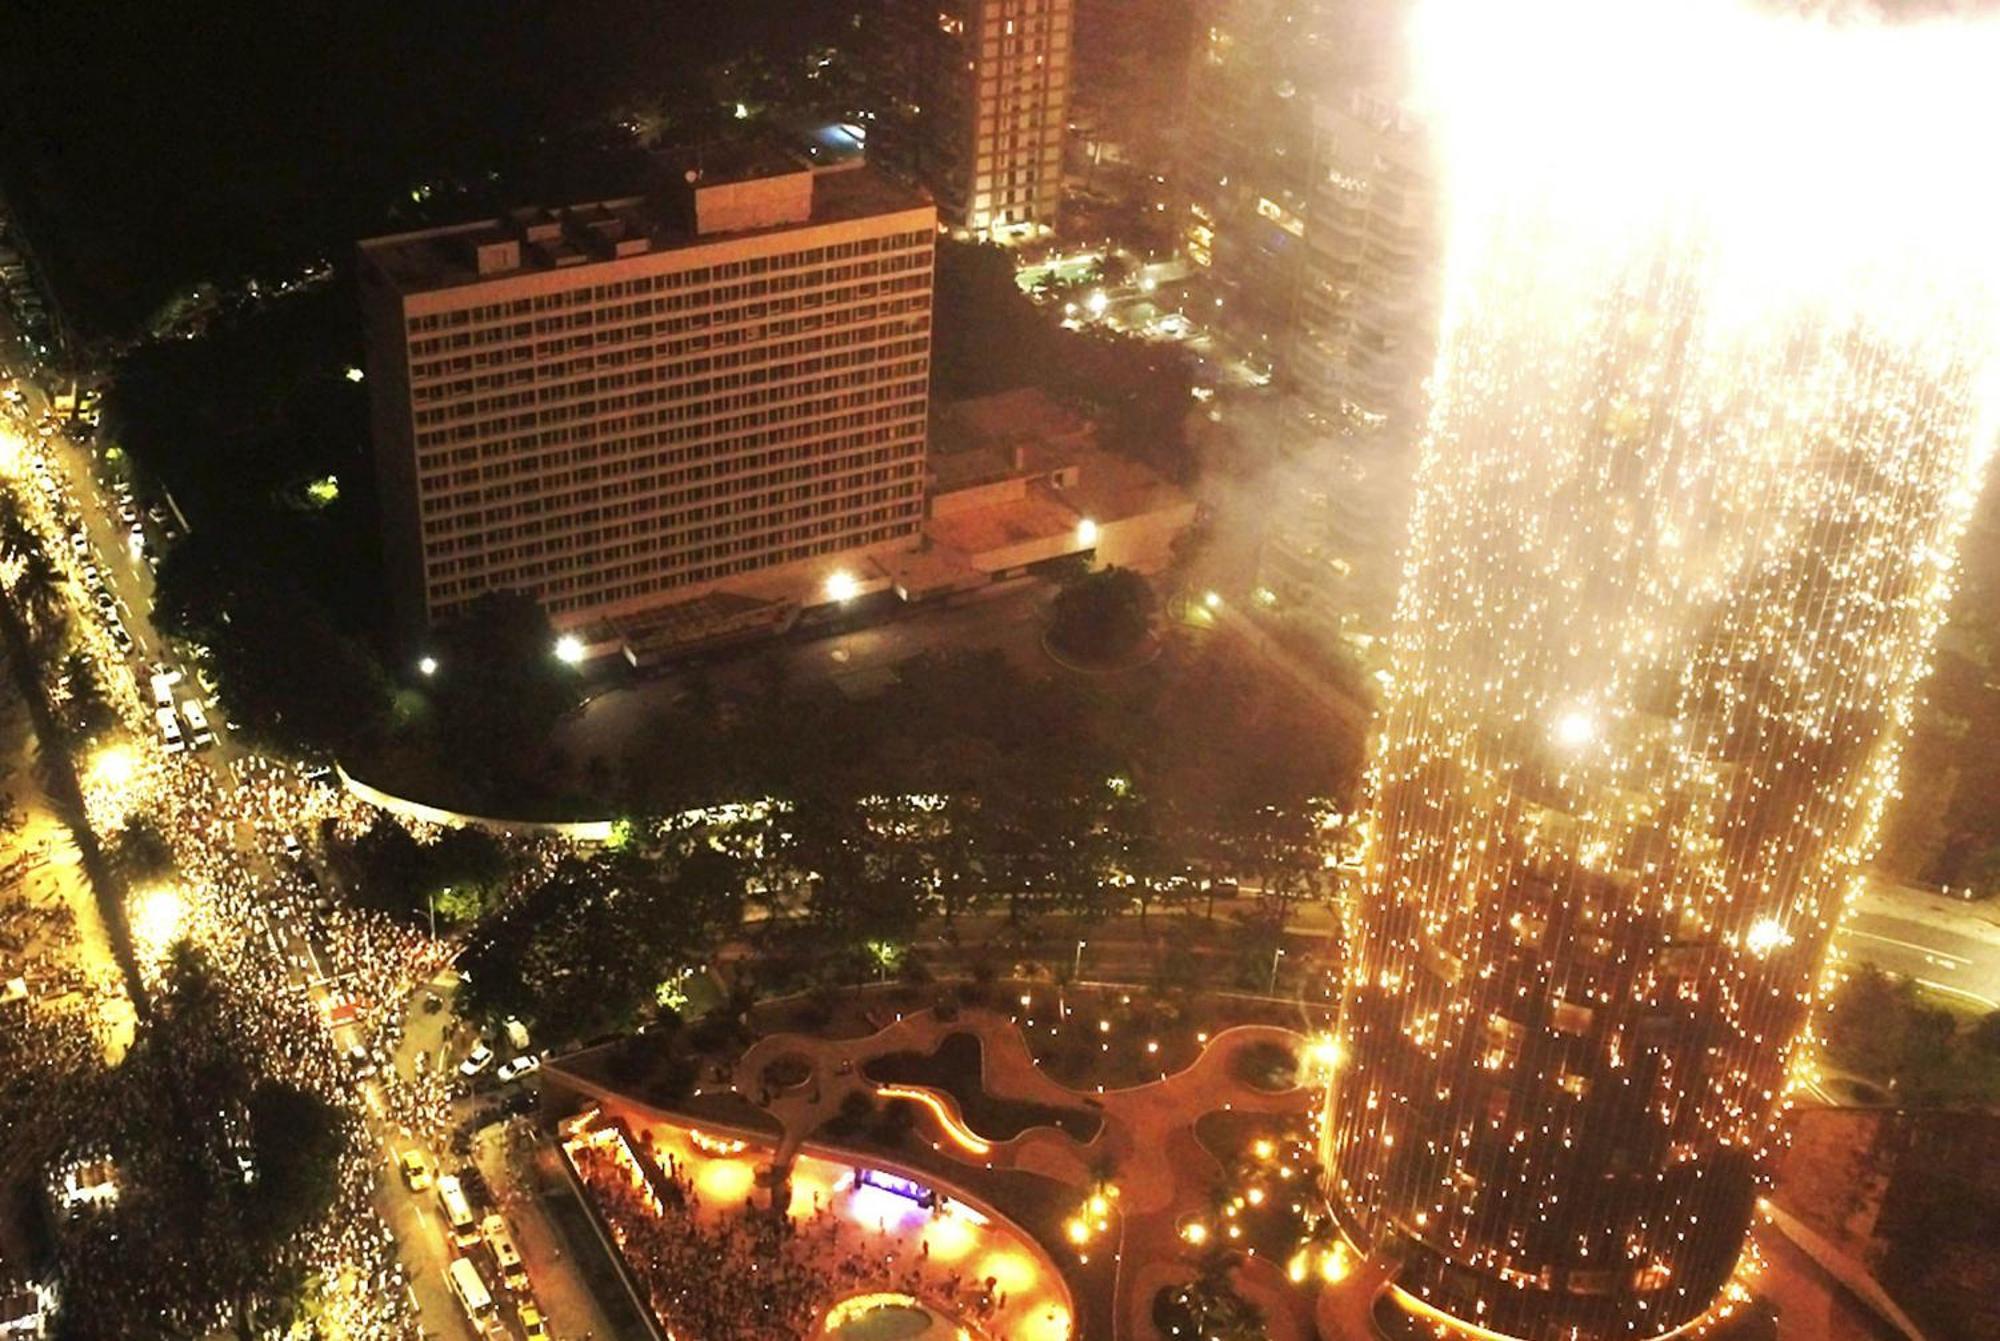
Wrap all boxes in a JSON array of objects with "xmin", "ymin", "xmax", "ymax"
[
  {"xmin": 555, "ymin": 580, "xmax": 1052, "ymax": 766},
  {"xmin": 1836, "ymin": 882, "xmax": 2000, "ymax": 1009},
  {"xmin": 0, "ymin": 325, "xmax": 491, "ymax": 1333}
]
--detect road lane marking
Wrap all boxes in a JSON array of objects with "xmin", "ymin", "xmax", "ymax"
[
  {"xmin": 1838, "ymin": 927, "xmax": 1972, "ymax": 966},
  {"xmin": 1915, "ymin": 979, "xmax": 2000, "ymax": 1010}
]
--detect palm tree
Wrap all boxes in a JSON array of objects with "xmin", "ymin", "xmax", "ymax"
[{"xmin": 1182, "ymin": 1246, "xmax": 1268, "ymax": 1341}]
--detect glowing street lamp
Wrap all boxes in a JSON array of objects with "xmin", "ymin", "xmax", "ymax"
[
  {"xmin": 1203, "ymin": 590, "xmax": 1223, "ymax": 610},
  {"xmin": 131, "ymin": 886, "xmax": 186, "ymax": 950},
  {"xmin": 553, "ymin": 635, "xmax": 585, "ymax": 665},
  {"xmin": 88, "ymin": 744, "xmax": 138, "ymax": 790},
  {"xmin": 825, "ymin": 570, "xmax": 861, "ymax": 604},
  {"xmin": 1552, "ymin": 708, "xmax": 1596, "ymax": 749},
  {"xmin": 417, "ymin": 655, "xmax": 438, "ymax": 677},
  {"xmin": 1076, "ymin": 517, "xmax": 1099, "ymax": 547}
]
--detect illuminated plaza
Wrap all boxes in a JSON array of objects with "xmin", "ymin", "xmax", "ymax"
[
  {"xmin": 563, "ymin": 1107, "xmax": 1073, "ymax": 1341},
  {"xmin": 1325, "ymin": 2, "xmax": 2000, "ymax": 1338}
]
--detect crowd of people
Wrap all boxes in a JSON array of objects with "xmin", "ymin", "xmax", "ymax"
[{"xmin": 574, "ymin": 1127, "xmax": 1024, "ymax": 1341}]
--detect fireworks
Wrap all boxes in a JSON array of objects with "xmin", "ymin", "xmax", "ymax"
[{"xmin": 1324, "ymin": 2, "xmax": 2000, "ymax": 1337}]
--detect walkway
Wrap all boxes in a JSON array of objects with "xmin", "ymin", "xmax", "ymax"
[{"xmin": 735, "ymin": 1007, "xmax": 1317, "ymax": 1340}]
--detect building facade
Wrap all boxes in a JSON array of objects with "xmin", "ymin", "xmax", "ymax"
[
  {"xmin": 358, "ymin": 157, "xmax": 936, "ymax": 633},
  {"xmin": 867, "ymin": 0, "xmax": 1072, "ymax": 237},
  {"xmin": 1178, "ymin": 1, "xmax": 1438, "ymax": 662},
  {"xmin": 1256, "ymin": 85, "xmax": 1436, "ymax": 655},
  {"xmin": 1324, "ymin": 114, "xmax": 1995, "ymax": 1341}
]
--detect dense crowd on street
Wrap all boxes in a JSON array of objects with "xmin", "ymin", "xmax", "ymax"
[{"xmin": 0, "ymin": 421, "xmax": 470, "ymax": 1336}]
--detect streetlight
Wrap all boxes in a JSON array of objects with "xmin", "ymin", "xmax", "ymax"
[
  {"xmin": 1073, "ymin": 939, "xmax": 1087, "ymax": 980},
  {"xmin": 1269, "ymin": 946, "xmax": 1286, "ymax": 995},
  {"xmin": 1203, "ymin": 590, "xmax": 1223, "ymax": 611},
  {"xmin": 553, "ymin": 635, "xmax": 585, "ymax": 665},
  {"xmin": 417, "ymin": 655, "xmax": 438, "ymax": 677},
  {"xmin": 1076, "ymin": 517, "xmax": 1099, "ymax": 547},
  {"xmin": 825, "ymin": 570, "xmax": 861, "ymax": 604}
]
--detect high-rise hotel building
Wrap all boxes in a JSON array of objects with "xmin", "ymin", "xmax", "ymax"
[
  {"xmin": 1324, "ymin": 10, "xmax": 1997, "ymax": 1336},
  {"xmin": 867, "ymin": 0, "xmax": 1072, "ymax": 237},
  {"xmin": 358, "ymin": 152, "xmax": 935, "ymax": 633}
]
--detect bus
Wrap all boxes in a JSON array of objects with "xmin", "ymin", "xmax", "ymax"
[
  {"xmin": 436, "ymin": 1173, "xmax": 480, "ymax": 1249},
  {"xmin": 178, "ymin": 698, "xmax": 214, "ymax": 749},
  {"xmin": 155, "ymin": 706, "xmax": 184, "ymax": 754},
  {"xmin": 445, "ymin": 1256, "xmax": 495, "ymax": 1329},
  {"xmin": 480, "ymin": 1213, "xmax": 529, "ymax": 1292}
]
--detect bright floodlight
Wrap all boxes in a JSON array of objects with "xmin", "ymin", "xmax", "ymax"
[
  {"xmin": 417, "ymin": 655, "xmax": 438, "ymax": 677},
  {"xmin": 1086, "ymin": 289, "xmax": 1110, "ymax": 318},
  {"xmin": 131, "ymin": 886, "xmax": 185, "ymax": 949},
  {"xmin": 553, "ymin": 635, "xmax": 585, "ymax": 665},
  {"xmin": 1075, "ymin": 517, "xmax": 1099, "ymax": 547},
  {"xmin": 88, "ymin": 744, "xmax": 138, "ymax": 789},
  {"xmin": 1745, "ymin": 917, "xmax": 1795, "ymax": 958},
  {"xmin": 344, "ymin": 366, "xmax": 365, "ymax": 383},
  {"xmin": 824, "ymin": 570, "xmax": 860, "ymax": 604},
  {"xmin": 1550, "ymin": 709, "xmax": 1595, "ymax": 749}
]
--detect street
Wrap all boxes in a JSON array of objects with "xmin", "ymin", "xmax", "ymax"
[
  {"xmin": 1837, "ymin": 879, "xmax": 2000, "ymax": 1010},
  {"xmin": 0, "ymin": 314, "xmax": 614, "ymax": 1338}
]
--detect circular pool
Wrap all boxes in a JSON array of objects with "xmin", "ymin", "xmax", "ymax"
[{"xmin": 819, "ymin": 1294, "xmax": 949, "ymax": 1339}]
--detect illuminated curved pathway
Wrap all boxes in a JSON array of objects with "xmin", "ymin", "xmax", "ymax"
[{"xmin": 737, "ymin": 1008, "xmax": 1318, "ymax": 1340}]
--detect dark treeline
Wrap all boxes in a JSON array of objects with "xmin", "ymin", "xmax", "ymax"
[{"xmin": 0, "ymin": 0, "xmax": 870, "ymax": 336}]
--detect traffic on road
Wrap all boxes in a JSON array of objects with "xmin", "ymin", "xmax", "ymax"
[{"xmin": 0, "ymin": 230, "xmax": 575, "ymax": 1338}]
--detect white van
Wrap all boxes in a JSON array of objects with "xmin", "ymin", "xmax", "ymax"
[
  {"xmin": 179, "ymin": 698, "xmax": 214, "ymax": 749},
  {"xmin": 445, "ymin": 1256, "xmax": 495, "ymax": 1328},
  {"xmin": 149, "ymin": 669, "xmax": 178, "ymax": 709},
  {"xmin": 155, "ymin": 706, "xmax": 184, "ymax": 754},
  {"xmin": 436, "ymin": 1173, "xmax": 480, "ymax": 1249},
  {"xmin": 480, "ymin": 1213, "xmax": 529, "ymax": 1292}
]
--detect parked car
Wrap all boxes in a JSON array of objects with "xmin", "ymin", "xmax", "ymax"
[
  {"xmin": 459, "ymin": 1043, "xmax": 494, "ymax": 1078},
  {"xmin": 496, "ymin": 1055, "xmax": 541, "ymax": 1084}
]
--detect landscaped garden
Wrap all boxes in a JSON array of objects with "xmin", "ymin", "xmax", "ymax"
[{"xmin": 863, "ymin": 1032, "xmax": 1103, "ymax": 1142}]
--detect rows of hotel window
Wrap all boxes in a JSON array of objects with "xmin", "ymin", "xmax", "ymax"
[
  {"xmin": 406, "ymin": 249, "xmax": 936, "ymax": 364},
  {"xmin": 411, "ymin": 299, "xmax": 931, "ymax": 458},
  {"xmin": 424, "ymin": 428, "xmax": 928, "ymax": 544},
  {"xmin": 405, "ymin": 258, "xmax": 931, "ymax": 366},
  {"xmin": 411, "ymin": 305, "xmax": 929, "ymax": 402},
  {"xmin": 418, "ymin": 384, "xmax": 928, "ymax": 502},
  {"xmin": 412, "ymin": 326, "xmax": 928, "ymax": 426},
  {"xmin": 412, "ymin": 362, "xmax": 930, "ymax": 504},
  {"xmin": 414, "ymin": 374, "xmax": 926, "ymax": 495},
  {"xmin": 423, "ymin": 456, "xmax": 923, "ymax": 576},
  {"xmin": 420, "ymin": 425, "xmax": 925, "ymax": 543},
  {"xmin": 430, "ymin": 493, "xmax": 925, "ymax": 617},
  {"xmin": 409, "ymin": 283, "xmax": 932, "ymax": 435},
  {"xmin": 976, "ymin": 60, "xmax": 1070, "ymax": 99},
  {"xmin": 402, "ymin": 232, "xmax": 932, "ymax": 335},
  {"xmin": 406, "ymin": 281, "xmax": 931, "ymax": 395}
]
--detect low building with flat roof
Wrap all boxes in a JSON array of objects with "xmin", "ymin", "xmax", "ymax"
[{"xmin": 924, "ymin": 387, "xmax": 1195, "ymax": 577}]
